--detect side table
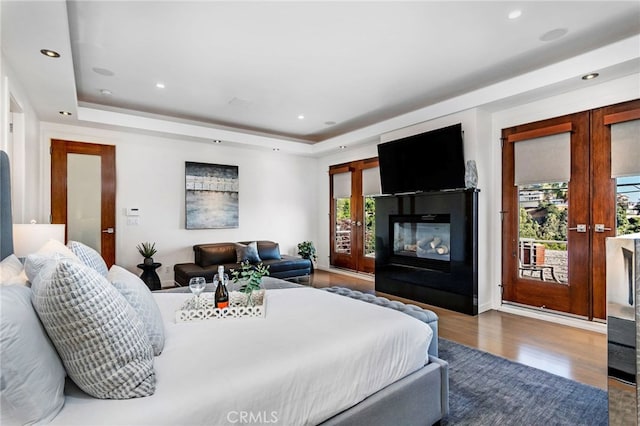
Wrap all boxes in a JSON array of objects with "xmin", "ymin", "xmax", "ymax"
[{"xmin": 137, "ymin": 262, "xmax": 162, "ymax": 291}]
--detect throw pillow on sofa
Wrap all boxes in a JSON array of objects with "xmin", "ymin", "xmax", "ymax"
[
  {"xmin": 31, "ymin": 259, "xmax": 156, "ymax": 399},
  {"xmin": 109, "ymin": 265, "xmax": 165, "ymax": 356},
  {"xmin": 235, "ymin": 241, "xmax": 261, "ymax": 263},
  {"xmin": 0, "ymin": 284, "xmax": 66, "ymax": 425}
]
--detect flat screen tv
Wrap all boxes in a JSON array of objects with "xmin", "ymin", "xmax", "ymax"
[{"xmin": 377, "ymin": 123, "xmax": 465, "ymax": 194}]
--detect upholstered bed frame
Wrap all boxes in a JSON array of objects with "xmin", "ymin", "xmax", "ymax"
[{"xmin": 0, "ymin": 150, "xmax": 449, "ymax": 425}]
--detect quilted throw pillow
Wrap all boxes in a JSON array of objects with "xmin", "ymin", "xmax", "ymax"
[
  {"xmin": 31, "ymin": 260, "xmax": 156, "ymax": 399},
  {"xmin": 67, "ymin": 240, "xmax": 108, "ymax": 277},
  {"xmin": 235, "ymin": 241, "xmax": 261, "ymax": 263},
  {"xmin": 0, "ymin": 285, "xmax": 66, "ymax": 425},
  {"xmin": 109, "ymin": 265, "xmax": 165, "ymax": 356}
]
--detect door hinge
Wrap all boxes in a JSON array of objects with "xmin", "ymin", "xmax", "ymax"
[
  {"xmin": 499, "ymin": 210, "xmax": 507, "ymax": 221},
  {"xmin": 9, "ymin": 123, "xmax": 13, "ymax": 133},
  {"xmin": 500, "ymin": 137, "xmax": 506, "ymax": 148}
]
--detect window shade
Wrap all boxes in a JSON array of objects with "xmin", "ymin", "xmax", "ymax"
[
  {"xmin": 611, "ymin": 119, "xmax": 640, "ymax": 178},
  {"xmin": 332, "ymin": 172, "xmax": 351, "ymax": 199},
  {"xmin": 362, "ymin": 167, "xmax": 381, "ymax": 196},
  {"xmin": 514, "ymin": 132, "xmax": 571, "ymax": 185}
]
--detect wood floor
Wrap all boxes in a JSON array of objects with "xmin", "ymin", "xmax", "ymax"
[{"xmin": 304, "ymin": 269, "xmax": 608, "ymax": 390}]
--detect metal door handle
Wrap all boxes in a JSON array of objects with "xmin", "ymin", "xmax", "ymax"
[
  {"xmin": 102, "ymin": 227, "xmax": 114, "ymax": 234},
  {"xmin": 568, "ymin": 224, "xmax": 587, "ymax": 232},
  {"xmin": 594, "ymin": 224, "xmax": 612, "ymax": 233}
]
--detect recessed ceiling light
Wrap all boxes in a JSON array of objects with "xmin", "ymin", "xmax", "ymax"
[
  {"xmin": 339, "ymin": 145, "xmax": 347, "ymax": 150},
  {"xmin": 508, "ymin": 10, "xmax": 522, "ymax": 20},
  {"xmin": 59, "ymin": 111, "xmax": 72, "ymax": 116},
  {"xmin": 100, "ymin": 89, "xmax": 112, "ymax": 96},
  {"xmin": 40, "ymin": 49, "xmax": 60, "ymax": 58},
  {"xmin": 272, "ymin": 148, "xmax": 280, "ymax": 152},
  {"xmin": 581, "ymin": 73, "xmax": 599, "ymax": 81},
  {"xmin": 297, "ymin": 115, "xmax": 305, "ymax": 120},
  {"xmin": 212, "ymin": 140, "xmax": 222, "ymax": 144},
  {"xmin": 156, "ymin": 82, "xmax": 165, "ymax": 89}
]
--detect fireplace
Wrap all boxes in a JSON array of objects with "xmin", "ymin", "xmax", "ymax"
[
  {"xmin": 391, "ymin": 214, "xmax": 451, "ymax": 271},
  {"xmin": 375, "ymin": 189, "xmax": 478, "ymax": 315}
]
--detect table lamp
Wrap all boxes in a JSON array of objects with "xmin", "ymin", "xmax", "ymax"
[{"xmin": 13, "ymin": 222, "xmax": 66, "ymax": 258}]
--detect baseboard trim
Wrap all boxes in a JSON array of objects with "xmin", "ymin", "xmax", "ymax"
[
  {"xmin": 316, "ymin": 266, "xmax": 374, "ymax": 282},
  {"xmin": 499, "ymin": 303, "xmax": 607, "ymax": 334}
]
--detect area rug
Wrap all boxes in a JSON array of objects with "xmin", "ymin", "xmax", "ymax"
[{"xmin": 438, "ymin": 338, "xmax": 608, "ymax": 426}]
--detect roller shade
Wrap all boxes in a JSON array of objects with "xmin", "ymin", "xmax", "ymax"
[
  {"xmin": 514, "ymin": 132, "xmax": 571, "ymax": 185},
  {"xmin": 611, "ymin": 119, "xmax": 640, "ymax": 178},
  {"xmin": 332, "ymin": 172, "xmax": 351, "ymax": 199},
  {"xmin": 362, "ymin": 167, "xmax": 381, "ymax": 196}
]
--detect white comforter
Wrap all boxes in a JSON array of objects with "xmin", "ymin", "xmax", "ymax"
[{"xmin": 51, "ymin": 288, "xmax": 432, "ymax": 426}]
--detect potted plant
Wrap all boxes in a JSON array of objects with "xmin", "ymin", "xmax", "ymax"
[
  {"xmin": 136, "ymin": 242, "xmax": 157, "ymax": 266},
  {"xmin": 297, "ymin": 241, "xmax": 317, "ymax": 272},
  {"xmin": 230, "ymin": 261, "xmax": 270, "ymax": 306}
]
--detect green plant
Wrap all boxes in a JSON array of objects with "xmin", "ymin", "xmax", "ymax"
[
  {"xmin": 231, "ymin": 261, "xmax": 270, "ymax": 294},
  {"xmin": 297, "ymin": 241, "xmax": 317, "ymax": 262},
  {"xmin": 136, "ymin": 242, "xmax": 157, "ymax": 259}
]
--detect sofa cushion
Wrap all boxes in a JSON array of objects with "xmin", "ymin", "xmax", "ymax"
[
  {"xmin": 256, "ymin": 241, "xmax": 281, "ymax": 261},
  {"xmin": 235, "ymin": 241, "xmax": 261, "ymax": 263},
  {"xmin": 195, "ymin": 243, "xmax": 237, "ymax": 267},
  {"xmin": 262, "ymin": 256, "xmax": 311, "ymax": 273},
  {"xmin": 31, "ymin": 259, "xmax": 156, "ymax": 399},
  {"xmin": 0, "ymin": 285, "xmax": 66, "ymax": 425}
]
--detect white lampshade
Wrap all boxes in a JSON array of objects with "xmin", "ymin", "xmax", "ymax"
[{"xmin": 13, "ymin": 223, "xmax": 66, "ymax": 258}]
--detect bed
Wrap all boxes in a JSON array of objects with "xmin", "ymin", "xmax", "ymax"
[{"xmin": 0, "ymin": 150, "xmax": 448, "ymax": 426}]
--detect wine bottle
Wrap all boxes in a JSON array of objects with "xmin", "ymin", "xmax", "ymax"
[{"xmin": 215, "ymin": 266, "xmax": 229, "ymax": 309}]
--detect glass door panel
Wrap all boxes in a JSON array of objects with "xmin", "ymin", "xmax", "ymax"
[
  {"xmin": 363, "ymin": 196, "xmax": 375, "ymax": 258},
  {"xmin": 334, "ymin": 197, "xmax": 352, "ymax": 254},
  {"xmin": 616, "ymin": 177, "xmax": 640, "ymax": 236},
  {"xmin": 67, "ymin": 153, "xmax": 102, "ymax": 252},
  {"xmin": 518, "ymin": 182, "xmax": 568, "ymax": 284}
]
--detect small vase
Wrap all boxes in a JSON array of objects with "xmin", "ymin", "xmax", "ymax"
[{"xmin": 143, "ymin": 257, "xmax": 154, "ymax": 266}]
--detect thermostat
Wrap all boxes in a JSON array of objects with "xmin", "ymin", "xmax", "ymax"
[{"xmin": 126, "ymin": 208, "xmax": 140, "ymax": 216}]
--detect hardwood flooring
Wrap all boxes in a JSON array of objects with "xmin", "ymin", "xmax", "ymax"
[{"xmin": 305, "ymin": 269, "xmax": 607, "ymax": 390}]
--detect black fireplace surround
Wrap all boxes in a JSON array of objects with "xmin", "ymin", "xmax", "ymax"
[{"xmin": 375, "ymin": 189, "xmax": 478, "ymax": 315}]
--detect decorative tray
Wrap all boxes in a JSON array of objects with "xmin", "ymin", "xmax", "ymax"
[{"xmin": 175, "ymin": 290, "xmax": 266, "ymax": 322}]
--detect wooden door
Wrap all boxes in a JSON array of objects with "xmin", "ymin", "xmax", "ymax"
[
  {"xmin": 591, "ymin": 99, "xmax": 640, "ymax": 319},
  {"xmin": 51, "ymin": 140, "xmax": 116, "ymax": 267},
  {"xmin": 329, "ymin": 158, "xmax": 378, "ymax": 273},
  {"xmin": 502, "ymin": 112, "xmax": 591, "ymax": 317},
  {"xmin": 502, "ymin": 99, "xmax": 640, "ymax": 320}
]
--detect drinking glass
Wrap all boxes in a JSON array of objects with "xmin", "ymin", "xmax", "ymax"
[{"xmin": 189, "ymin": 276, "xmax": 206, "ymax": 308}]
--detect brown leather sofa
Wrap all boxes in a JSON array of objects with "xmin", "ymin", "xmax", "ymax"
[{"xmin": 173, "ymin": 240, "xmax": 311, "ymax": 286}]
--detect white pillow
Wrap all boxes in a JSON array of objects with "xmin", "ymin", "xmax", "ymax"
[
  {"xmin": 24, "ymin": 239, "xmax": 81, "ymax": 283},
  {"xmin": 0, "ymin": 285, "xmax": 66, "ymax": 425},
  {"xmin": 67, "ymin": 240, "xmax": 108, "ymax": 277},
  {"xmin": 109, "ymin": 265, "xmax": 165, "ymax": 356},
  {"xmin": 0, "ymin": 254, "xmax": 23, "ymax": 285},
  {"xmin": 31, "ymin": 260, "xmax": 156, "ymax": 399}
]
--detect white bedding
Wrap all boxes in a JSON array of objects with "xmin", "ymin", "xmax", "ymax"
[{"xmin": 51, "ymin": 287, "xmax": 432, "ymax": 426}]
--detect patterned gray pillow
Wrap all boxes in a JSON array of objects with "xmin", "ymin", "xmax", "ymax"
[
  {"xmin": 0, "ymin": 285, "xmax": 66, "ymax": 425},
  {"xmin": 67, "ymin": 240, "xmax": 108, "ymax": 277},
  {"xmin": 235, "ymin": 241, "xmax": 261, "ymax": 263},
  {"xmin": 109, "ymin": 265, "xmax": 165, "ymax": 356},
  {"xmin": 31, "ymin": 259, "xmax": 156, "ymax": 399}
]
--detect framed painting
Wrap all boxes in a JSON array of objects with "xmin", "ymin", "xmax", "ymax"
[{"xmin": 185, "ymin": 162, "xmax": 239, "ymax": 229}]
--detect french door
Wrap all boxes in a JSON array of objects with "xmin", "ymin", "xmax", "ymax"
[
  {"xmin": 51, "ymin": 140, "xmax": 116, "ymax": 267},
  {"xmin": 502, "ymin": 99, "xmax": 640, "ymax": 320},
  {"xmin": 329, "ymin": 158, "xmax": 379, "ymax": 273}
]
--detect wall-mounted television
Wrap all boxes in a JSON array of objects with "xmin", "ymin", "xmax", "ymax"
[{"xmin": 377, "ymin": 123, "xmax": 465, "ymax": 194}]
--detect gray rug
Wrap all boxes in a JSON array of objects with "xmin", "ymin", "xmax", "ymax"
[{"xmin": 439, "ymin": 338, "xmax": 607, "ymax": 425}]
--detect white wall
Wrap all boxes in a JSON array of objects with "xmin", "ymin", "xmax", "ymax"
[
  {"xmin": 40, "ymin": 123, "xmax": 317, "ymax": 287},
  {"xmin": 0, "ymin": 53, "xmax": 41, "ymax": 224}
]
